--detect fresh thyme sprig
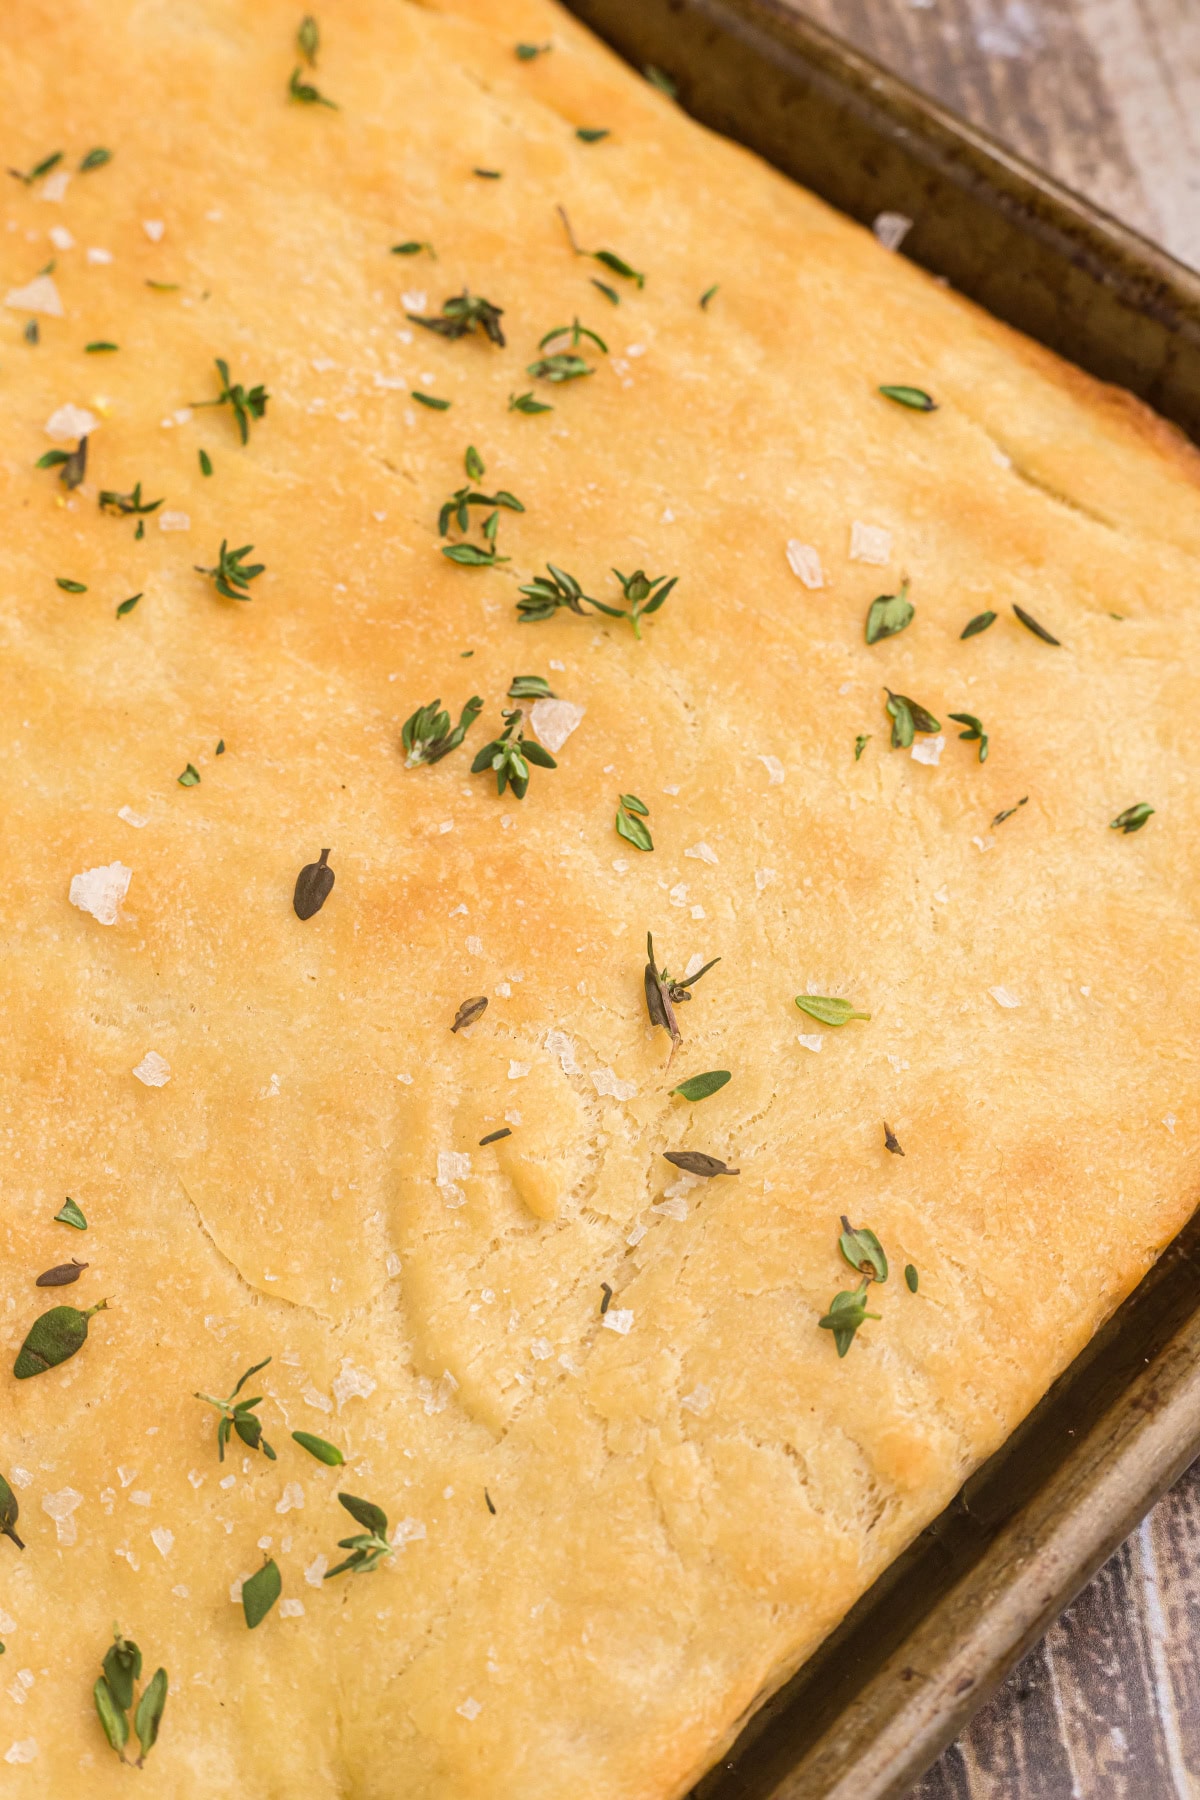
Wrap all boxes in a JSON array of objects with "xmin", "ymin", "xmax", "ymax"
[
  {"xmin": 194, "ymin": 540, "xmax": 265, "ymax": 600},
  {"xmin": 556, "ymin": 206, "xmax": 646, "ymax": 286},
  {"xmin": 526, "ymin": 351, "xmax": 592, "ymax": 383},
  {"xmin": 194, "ymin": 1356, "xmax": 276, "ymax": 1462},
  {"xmin": 93, "ymin": 1629, "xmax": 168, "ymax": 1768},
  {"xmin": 884, "ymin": 689, "xmax": 940, "ymax": 748},
  {"xmin": 948, "ymin": 711, "xmax": 989, "ymax": 761},
  {"xmin": 36, "ymin": 438, "xmax": 88, "ymax": 489},
  {"xmin": 438, "ymin": 474, "xmax": 524, "ymax": 565},
  {"xmin": 470, "ymin": 707, "xmax": 558, "ymax": 798},
  {"xmin": 517, "ymin": 564, "xmax": 596, "ymax": 622},
  {"xmin": 819, "ymin": 1279, "xmax": 880, "ymax": 1357},
  {"xmin": 507, "ymin": 674, "xmax": 555, "ymax": 699},
  {"xmin": 402, "ymin": 696, "xmax": 483, "ymax": 766},
  {"xmin": 289, "ymin": 65, "xmax": 338, "ymax": 107},
  {"xmin": 325, "ymin": 1493, "xmax": 396, "ymax": 1577},
  {"xmin": 616, "ymin": 793, "xmax": 653, "ymax": 850},
  {"xmin": 8, "ymin": 150, "xmax": 63, "ymax": 185},
  {"xmin": 1110, "ymin": 802, "xmax": 1154, "ymax": 834},
  {"xmin": 601, "ymin": 568, "xmax": 677, "ymax": 638},
  {"xmin": 509, "ymin": 391, "xmax": 553, "ymax": 415},
  {"xmin": 192, "ymin": 358, "xmax": 269, "ymax": 444},
  {"xmin": 538, "ymin": 318, "xmax": 608, "ymax": 354},
  {"xmin": 409, "ymin": 290, "xmax": 505, "ymax": 347},
  {"xmin": 643, "ymin": 932, "xmax": 720, "ymax": 1063},
  {"xmin": 99, "ymin": 481, "xmax": 164, "ymax": 517}
]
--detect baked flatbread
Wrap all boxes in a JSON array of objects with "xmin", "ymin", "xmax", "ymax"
[{"xmin": 4, "ymin": 0, "xmax": 1199, "ymax": 1792}]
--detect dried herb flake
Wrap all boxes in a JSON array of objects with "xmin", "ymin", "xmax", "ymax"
[
  {"xmin": 451, "ymin": 996, "xmax": 488, "ymax": 1033},
  {"xmin": 293, "ymin": 848, "xmax": 334, "ymax": 919},
  {"xmin": 661, "ymin": 1151, "xmax": 739, "ymax": 1178}
]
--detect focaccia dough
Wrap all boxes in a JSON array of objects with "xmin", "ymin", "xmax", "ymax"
[{"xmin": 3, "ymin": 0, "xmax": 1199, "ymax": 1793}]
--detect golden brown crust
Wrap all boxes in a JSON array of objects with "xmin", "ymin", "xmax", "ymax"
[{"xmin": 3, "ymin": 0, "xmax": 1200, "ymax": 1793}]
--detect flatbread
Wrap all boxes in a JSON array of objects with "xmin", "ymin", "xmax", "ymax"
[{"xmin": 3, "ymin": 0, "xmax": 1200, "ymax": 1792}]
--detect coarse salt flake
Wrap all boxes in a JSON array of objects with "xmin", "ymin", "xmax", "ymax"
[
  {"xmin": 392, "ymin": 1517, "xmax": 427, "ymax": 1546},
  {"xmin": 69, "ymin": 860, "xmax": 131, "ymax": 924},
  {"xmin": 545, "ymin": 1029, "xmax": 580, "ymax": 1075},
  {"xmin": 911, "ymin": 735, "xmax": 944, "ymax": 766},
  {"xmin": 129, "ymin": 1490, "xmax": 151, "ymax": 1507},
  {"xmin": 158, "ymin": 510, "xmax": 190, "ymax": 532},
  {"xmin": 669, "ymin": 883, "xmax": 689, "ymax": 907},
  {"xmin": 592, "ymin": 1068, "xmax": 636, "ymax": 1102},
  {"xmin": 117, "ymin": 806, "xmax": 148, "ymax": 828},
  {"xmin": 680, "ymin": 1384, "xmax": 712, "ymax": 1415},
  {"xmin": 989, "ymin": 986, "xmax": 1021, "ymax": 1009},
  {"xmin": 41, "ymin": 170, "xmax": 71, "ymax": 202},
  {"xmin": 684, "ymin": 953, "xmax": 707, "ymax": 979},
  {"xmin": 5, "ymin": 274, "xmax": 63, "ymax": 317},
  {"xmin": 42, "ymin": 1488, "xmax": 82, "ymax": 1546},
  {"xmin": 530, "ymin": 697, "xmax": 585, "ymax": 753},
  {"xmin": 142, "ymin": 220, "xmax": 165, "ymax": 242},
  {"xmin": 4, "ymin": 1741, "xmax": 38, "ymax": 1766},
  {"xmin": 401, "ymin": 290, "xmax": 426, "ymax": 311},
  {"xmin": 48, "ymin": 226, "xmax": 74, "ymax": 252},
  {"xmin": 436, "ymin": 1151, "xmax": 471, "ymax": 1211},
  {"xmin": 684, "ymin": 842, "xmax": 718, "ymax": 865},
  {"xmin": 530, "ymin": 1338, "xmax": 553, "ymax": 1361},
  {"xmin": 276, "ymin": 1483, "xmax": 304, "ymax": 1515},
  {"xmin": 797, "ymin": 1033, "xmax": 823, "ymax": 1052},
  {"xmin": 46, "ymin": 402, "xmax": 99, "ymax": 441},
  {"xmin": 651, "ymin": 1197, "xmax": 688, "ymax": 1221},
  {"xmin": 457, "ymin": 1698, "xmax": 482, "ymax": 1721},
  {"xmin": 151, "ymin": 1527, "xmax": 174, "ymax": 1557},
  {"xmin": 333, "ymin": 1360, "xmax": 376, "ymax": 1409},
  {"xmin": 305, "ymin": 1554, "xmax": 329, "ymax": 1587},
  {"xmin": 279, "ymin": 1598, "xmax": 305, "ymax": 1618},
  {"xmin": 603, "ymin": 1308, "xmax": 634, "ymax": 1335},
  {"xmin": 873, "ymin": 211, "xmax": 913, "ymax": 252},
  {"xmin": 755, "ymin": 868, "xmax": 776, "ymax": 891},
  {"xmin": 758, "ymin": 755, "xmax": 785, "ymax": 786},
  {"xmin": 786, "ymin": 541, "xmax": 824, "ymax": 589},
  {"xmin": 86, "ymin": 246, "xmax": 113, "ymax": 265},
  {"xmin": 133, "ymin": 1051, "xmax": 171, "ymax": 1087},
  {"xmin": 849, "ymin": 521, "xmax": 893, "ymax": 565},
  {"xmin": 508, "ymin": 1061, "xmax": 530, "ymax": 1080}
]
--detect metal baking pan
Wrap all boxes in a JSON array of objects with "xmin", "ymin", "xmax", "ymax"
[{"xmin": 558, "ymin": 1, "xmax": 1200, "ymax": 1792}]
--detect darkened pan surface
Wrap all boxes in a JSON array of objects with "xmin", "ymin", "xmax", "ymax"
[{"xmin": 559, "ymin": 1, "xmax": 1200, "ymax": 1790}]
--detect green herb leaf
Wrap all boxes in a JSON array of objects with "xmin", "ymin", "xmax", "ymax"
[
  {"xmin": 1013, "ymin": 603, "xmax": 1061, "ymax": 645},
  {"xmin": 36, "ymin": 450, "xmax": 69, "ymax": 470},
  {"xmin": 145, "ymin": 280, "xmax": 180, "ymax": 292},
  {"xmin": 854, "ymin": 734, "xmax": 870, "ymax": 761},
  {"xmin": 526, "ymin": 352, "xmax": 592, "ymax": 383},
  {"xmin": 199, "ymin": 449, "xmax": 213, "ymax": 477},
  {"xmin": 85, "ymin": 340, "xmax": 118, "ymax": 353},
  {"xmin": 79, "ymin": 146, "xmax": 114, "ymax": 172},
  {"xmin": 905, "ymin": 1263, "xmax": 919, "ymax": 1294},
  {"xmin": 592, "ymin": 248, "xmax": 645, "ymax": 286},
  {"xmin": 94, "ymin": 1676, "xmax": 129, "ymax": 1758},
  {"xmin": 838, "ymin": 1216, "xmax": 888, "ymax": 1282},
  {"xmin": 38, "ymin": 437, "xmax": 88, "ymax": 489},
  {"xmin": 115, "ymin": 593, "xmax": 142, "ymax": 617},
  {"xmin": 103, "ymin": 1633, "xmax": 142, "ymax": 1714},
  {"xmin": 191, "ymin": 357, "xmax": 269, "ymax": 444},
  {"xmin": 177, "ymin": 764, "xmax": 201, "ymax": 787},
  {"xmin": 242, "ymin": 1559, "xmax": 281, "ymax": 1630},
  {"xmin": 291, "ymin": 1430, "xmax": 344, "ymax": 1466},
  {"xmin": 507, "ymin": 675, "xmax": 555, "ymax": 700},
  {"xmin": 194, "ymin": 539, "xmax": 264, "ymax": 600},
  {"xmin": 215, "ymin": 739, "xmax": 226, "ymax": 754},
  {"xmin": 23, "ymin": 318, "xmax": 38, "ymax": 345},
  {"xmin": 391, "ymin": 239, "xmax": 435, "ymax": 257},
  {"xmin": 442, "ymin": 541, "xmax": 508, "ymax": 565},
  {"xmin": 576, "ymin": 127, "xmax": 610, "ymax": 142},
  {"xmin": 884, "ymin": 689, "xmax": 940, "ymax": 748},
  {"xmin": 293, "ymin": 849, "xmax": 334, "ymax": 920},
  {"xmin": 794, "ymin": 995, "xmax": 870, "ymax": 1026},
  {"xmin": 960, "ymin": 610, "xmax": 996, "ymax": 638},
  {"xmin": 879, "ymin": 384, "xmax": 937, "ymax": 411},
  {"xmin": 515, "ymin": 41, "xmax": 551, "ymax": 59},
  {"xmin": 516, "ymin": 564, "xmax": 594, "ymax": 623},
  {"xmin": 55, "ymin": 1197, "xmax": 87, "ymax": 1229},
  {"xmin": 0, "ymin": 1475, "xmax": 24, "ymax": 1550},
  {"xmin": 469, "ymin": 707, "xmax": 557, "ymax": 799},
  {"xmin": 134, "ymin": 1667, "xmax": 168, "ymax": 1762},
  {"xmin": 473, "ymin": 167, "xmax": 502, "ymax": 179},
  {"xmin": 884, "ymin": 1122, "xmax": 904, "ymax": 1156},
  {"xmin": 8, "ymin": 150, "xmax": 63, "ymax": 185},
  {"xmin": 410, "ymin": 288, "xmax": 505, "ymax": 347},
  {"xmin": 865, "ymin": 580, "xmax": 913, "ymax": 644},
  {"xmin": 509, "ymin": 391, "xmax": 552, "ymax": 414},
  {"xmin": 989, "ymin": 797, "xmax": 1026, "ymax": 830},
  {"xmin": 464, "ymin": 444, "xmax": 485, "ymax": 480},
  {"xmin": 1110, "ymin": 802, "xmax": 1154, "ymax": 834},
  {"xmin": 413, "ymin": 392, "xmax": 451, "ymax": 410},
  {"xmin": 591, "ymin": 279, "xmax": 620, "ymax": 305},
  {"xmin": 99, "ymin": 480, "xmax": 162, "ymax": 517},
  {"xmin": 616, "ymin": 800, "xmax": 653, "ymax": 851},
  {"xmin": 644, "ymin": 933, "xmax": 721, "ymax": 1060},
  {"xmin": 297, "ymin": 14, "xmax": 320, "ymax": 64},
  {"xmin": 56, "ymin": 577, "xmax": 87, "ymax": 593},
  {"xmin": 699, "ymin": 284, "xmax": 719, "ymax": 309},
  {"xmin": 14, "ymin": 1299, "xmax": 107, "ymax": 1377},
  {"xmin": 539, "ymin": 318, "xmax": 608, "ymax": 354},
  {"xmin": 948, "ymin": 711, "xmax": 989, "ymax": 762},
  {"xmin": 289, "ymin": 65, "xmax": 338, "ymax": 107},
  {"xmin": 671, "ymin": 1070, "xmax": 731, "ymax": 1102},
  {"xmin": 818, "ymin": 1279, "xmax": 880, "ymax": 1357},
  {"xmin": 644, "ymin": 64, "xmax": 678, "ymax": 98},
  {"xmin": 402, "ymin": 695, "xmax": 483, "ymax": 766},
  {"xmin": 324, "ymin": 1491, "xmax": 395, "ymax": 1577},
  {"xmin": 194, "ymin": 1356, "xmax": 276, "ymax": 1461}
]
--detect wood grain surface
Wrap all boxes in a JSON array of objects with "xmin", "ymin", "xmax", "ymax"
[{"xmin": 781, "ymin": 0, "xmax": 1200, "ymax": 1791}]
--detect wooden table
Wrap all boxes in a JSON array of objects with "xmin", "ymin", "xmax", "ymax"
[{"xmin": 785, "ymin": 1, "xmax": 1200, "ymax": 1791}]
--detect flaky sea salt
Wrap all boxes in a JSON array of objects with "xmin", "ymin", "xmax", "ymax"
[
  {"xmin": 849, "ymin": 521, "xmax": 893, "ymax": 565},
  {"xmin": 4, "ymin": 1741, "xmax": 37, "ymax": 1765},
  {"xmin": 785, "ymin": 541, "xmax": 824, "ymax": 589},
  {"xmin": 911, "ymin": 735, "xmax": 944, "ymax": 766},
  {"xmin": 117, "ymin": 806, "xmax": 148, "ymax": 828},
  {"xmin": 158, "ymin": 510, "xmax": 190, "ymax": 532},
  {"xmin": 279, "ymin": 1598, "xmax": 305, "ymax": 1618},
  {"xmin": 418, "ymin": 1372, "xmax": 457, "ymax": 1416},
  {"xmin": 333, "ymin": 1360, "xmax": 376, "ymax": 1409},
  {"xmin": 305, "ymin": 1554, "xmax": 329, "ymax": 1587},
  {"xmin": 989, "ymin": 986, "xmax": 1021, "ymax": 1009},
  {"xmin": 592, "ymin": 1068, "xmax": 636, "ymax": 1102},
  {"xmin": 603, "ymin": 1308, "xmax": 633, "ymax": 1335},
  {"xmin": 457, "ymin": 1698, "xmax": 482, "ymax": 1721},
  {"xmin": 680, "ymin": 1384, "xmax": 712, "ymax": 1415},
  {"xmin": 392, "ymin": 1517, "xmax": 426, "ymax": 1547},
  {"xmin": 545, "ymin": 1029, "xmax": 580, "ymax": 1075},
  {"xmin": 651, "ymin": 1197, "xmax": 688, "ymax": 1221},
  {"xmin": 142, "ymin": 220, "xmax": 165, "ymax": 242},
  {"xmin": 757, "ymin": 755, "xmax": 785, "ymax": 786},
  {"xmin": 437, "ymin": 1150, "xmax": 470, "ymax": 1207},
  {"xmin": 276, "ymin": 1483, "xmax": 304, "ymax": 1514},
  {"xmin": 133, "ymin": 1051, "xmax": 171, "ymax": 1087},
  {"xmin": 872, "ymin": 211, "xmax": 913, "ymax": 252},
  {"xmin": 46, "ymin": 402, "xmax": 100, "ymax": 440},
  {"xmin": 755, "ymin": 868, "xmax": 776, "ymax": 891},
  {"xmin": 684, "ymin": 953, "xmax": 707, "ymax": 979},
  {"xmin": 48, "ymin": 226, "xmax": 74, "ymax": 252},
  {"xmin": 684, "ymin": 842, "xmax": 719, "ymax": 865},
  {"xmin": 5, "ymin": 274, "xmax": 63, "ymax": 316},
  {"xmin": 530, "ymin": 697, "xmax": 585, "ymax": 753},
  {"xmin": 86, "ymin": 246, "xmax": 113, "ymax": 265},
  {"xmin": 41, "ymin": 1488, "xmax": 82, "ymax": 1546},
  {"xmin": 151, "ymin": 1527, "xmax": 174, "ymax": 1557},
  {"xmin": 797, "ymin": 1034, "xmax": 823, "ymax": 1052},
  {"xmin": 69, "ymin": 861, "xmax": 131, "ymax": 924},
  {"xmin": 508, "ymin": 1061, "xmax": 530, "ymax": 1080}
]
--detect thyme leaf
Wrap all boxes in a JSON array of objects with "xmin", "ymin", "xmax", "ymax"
[
  {"xmin": 838, "ymin": 1217, "xmax": 888, "ymax": 1282},
  {"xmin": 1013, "ymin": 603, "xmax": 1060, "ymax": 645},
  {"xmin": 526, "ymin": 351, "xmax": 592, "ymax": 382},
  {"xmin": 948, "ymin": 711, "xmax": 988, "ymax": 761},
  {"xmin": 324, "ymin": 1492, "xmax": 395, "ymax": 1577},
  {"xmin": 242, "ymin": 1559, "xmax": 281, "ymax": 1630},
  {"xmin": 177, "ymin": 764, "xmax": 201, "ymax": 787},
  {"xmin": 37, "ymin": 437, "xmax": 88, "ymax": 489},
  {"xmin": 289, "ymin": 65, "xmax": 338, "ymax": 107},
  {"xmin": 391, "ymin": 239, "xmax": 435, "ymax": 257},
  {"xmin": 794, "ymin": 995, "xmax": 870, "ymax": 1026},
  {"xmin": 293, "ymin": 848, "xmax": 334, "ymax": 919},
  {"xmin": 879, "ymin": 384, "xmax": 936, "ymax": 410},
  {"xmin": 35, "ymin": 1259, "xmax": 88, "ymax": 1287},
  {"xmin": 576, "ymin": 127, "xmax": 610, "ymax": 142},
  {"xmin": 469, "ymin": 707, "xmax": 557, "ymax": 799},
  {"xmin": 55, "ymin": 1197, "xmax": 88, "ymax": 1229},
  {"xmin": 661, "ymin": 1151, "xmax": 739, "ymax": 1178},
  {"xmin": 818, "ymin": 1279, "xmax": 880, "ymax": 1357},
  {"xmin": 0, "ymin": 1474, "xmax": 24, "ymax": 1550},
  {"xmin": 8, "ymin": 150, "xmax": 63, "ymax": 185},
  {"xmin": 509, "ymin": 391, "xmax": 553, "ymax": 414},
  {"xmin": 507, "ymin": 675, "xmax": 555, "ymax": 699},
  {"xmin": 409, "ymin": 289, "xmax": 505, "ymax": 346},
  {"xmin": 194, "ymin": 1356, "xmax": 276, "ymax": 1462},
  {"xmin": 517, "ymin": 563, "xmax": 595, "ymax": 622},
  {"xmin": 591, "ymin": 279, "xmax": 620, "ymax": 305},
  {"xmin": 199, "ymin": 449, "xmax": 213, "ymax": 476},
  {"xmin": 93, "ymin": 1629, "xmax": 164, "ymax": 1766},
  {"xmin": 413, "ymin": 391, "xmax": 451, "ymax": 409},
  {"xmin": 699, "ymin": 284, "xmax": 719, "ymax": 309},
  {"xmin": 116, "ymin": 594, "xmax": 142, "ymax": 617},
  {"xmin": 479, "ymin": 1127, "xmax": 512, "ymax": 1146},
  {"xmin": 643, "ymin": 932, "xmax": 720, "ymax": 1061},
  {"xmin": 854, "ymin": 734, "xmax": 870, "ymax": 760},
  {"xmin": 671, "ymin": 1070, "xmax": 731, "ymax": 1102},
  {"xmin": 14, "ymin": 1299, "xmax": 107, "ymax": 1377},
  {"xmin": 56, "ymin": 578, "xmax": 87, "ymax": 593},
  {"xmin": 865, "ymin": 579, "xmax": 913, "ymax": 644},
  {"xmin": 191, "ymin": 358, "xmax": 269, "ymax": 444},
  {"xmin": 644, "ymin": 65, "xmax": 678, "ymax": 98},
  {"xmin": 99, "ymin": 480, "xmax": 163, "ymax": 517},
  {"xmin": 616, "ymin": 798, "xmax": 653, "ymax": 851},
  {"xmin": 297, "ymin": 14, "xmax": 319, "ymax": 64},
  {"xmin": 194, "ymin": 539, "xmax": 264, "ymax": 599},
  {"xmin": 884, "ymin": 689, "xmax": 940, "ymax": 748},
  {"xmin": 961, "ymin": 610, "xmax": 996, "ymax": 638},
  {"xmin": 1110, "ymin": 802, "xmax": 1154, "ymax": 834},
  {"xmin": 991, "ymin": 796, "xmax": 1028, "ymax": 827},
  {"xmin": 451, "ymin": 996, "xmax": 488, "ymax": 1033},
  {"xmin": 905, "ymin": 1264, "xmax": 919, "ymax": 1293},
  {"xmin": 79, "ymin": 147, "xmax": 114, "ymax": 172},
  {"xmin": 515, "ymin": 41, "xmax": 551, "ymax": 59},
  {"xmin": 883, "ymin": 1121, "xmax": 904, "ymax": 1156},
  {"xmin": 402, "ymin": 695, "xmax": 483, "ymax": 766}
]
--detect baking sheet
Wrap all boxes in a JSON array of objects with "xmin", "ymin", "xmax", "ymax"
[{"xmin": 557, "ymin": 1, "xmax": 1200, "ymax": 1790}]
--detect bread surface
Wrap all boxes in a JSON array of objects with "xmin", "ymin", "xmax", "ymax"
[{"xmin": 3, "ymin": 1, "xmax": 1200, "ymax": 1793}]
